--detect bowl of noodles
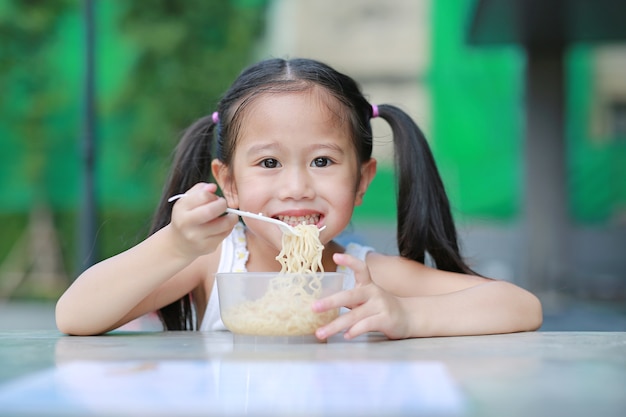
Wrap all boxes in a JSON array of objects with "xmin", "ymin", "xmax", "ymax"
[
  {"xmin": 216, "ymin": 272, "xmax": 345, "ymax": 340},
  {"xmin": 218, "ymin": 222, "xmax": 343, "ymax": 341}
]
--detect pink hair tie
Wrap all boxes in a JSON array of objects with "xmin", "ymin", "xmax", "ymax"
[
  {"xmin": 371, "ymin": 104, "xmax": 379, "ymax": 118},
  {"xmin": 212, "ymin": 111, "xmax": 219, "ymax": 124}
]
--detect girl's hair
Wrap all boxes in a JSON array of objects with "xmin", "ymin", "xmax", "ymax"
[{"xmin": 149, "ymin": 58, "xmax": 476, "ymax": 331}]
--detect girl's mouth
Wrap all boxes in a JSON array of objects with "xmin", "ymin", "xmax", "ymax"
[{"xmin": 277, "ymin": 214, "xmax": 321, "ymax": 227}]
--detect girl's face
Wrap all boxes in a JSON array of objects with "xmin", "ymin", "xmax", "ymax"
[{"xmin": 213, "ymin": 88, "xmax": 376, "ymax": 252}]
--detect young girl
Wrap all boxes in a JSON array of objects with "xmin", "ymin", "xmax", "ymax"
[{"xmin": 56, "ymin": 58, "xmax": 542, "ymax": 338}]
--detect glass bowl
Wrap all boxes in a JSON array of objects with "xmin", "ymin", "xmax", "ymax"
[{"xmin": 216, "ymin": 272, "xmax": 346, "ymax": 338}]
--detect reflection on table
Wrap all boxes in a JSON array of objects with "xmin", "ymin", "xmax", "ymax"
[{"xmin": 0, "ymin": 331, "xmax": 624, "ymax": 417}]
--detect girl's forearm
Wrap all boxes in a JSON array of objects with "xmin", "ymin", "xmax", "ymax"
[
  {"xmin": 55, "ymin": 226, "xmax": 194, "ymax": 335},
  {"xmin": 405, "ymin": 280, "xmax": 543, "ymax": 337}
]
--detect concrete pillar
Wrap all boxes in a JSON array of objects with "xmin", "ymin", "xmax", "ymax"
[{"xmin": 524, "ymin": 47, "xmax": 569, "ymax": 293}]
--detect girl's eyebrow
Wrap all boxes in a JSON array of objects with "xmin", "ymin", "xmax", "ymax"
[
  {"xmin": 245, "ymin": 142, "xmax": 281, "ymax": 156},
  {"xmin": 245, "ymin": 141, "xmax": 345, "ymax": 156},
  {"xmin": 308, "ymin": 142, "xmax": 345, "ymax": 154}
]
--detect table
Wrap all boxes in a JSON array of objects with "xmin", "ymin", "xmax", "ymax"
[{"xmin": 0, "ymin": 331, "xmax": 624, "ymax": 416}]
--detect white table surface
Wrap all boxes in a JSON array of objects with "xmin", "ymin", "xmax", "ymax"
[{"xmin": 0, "ymin": 330, "xmax": 624, "ymax": 416}]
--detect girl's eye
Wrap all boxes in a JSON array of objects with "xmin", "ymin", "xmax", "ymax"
[
  {"xmin": 260, "ymin": 158, "xmax": 280, "ymax": 168},
  {"xmin": 312, "ymin": 157, "xmax": 332, "ymax": 168}
]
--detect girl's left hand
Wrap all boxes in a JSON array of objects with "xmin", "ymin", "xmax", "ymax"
[{"xmin": 312, "ymin": 253, "xmax": 412, "ymax": 340}]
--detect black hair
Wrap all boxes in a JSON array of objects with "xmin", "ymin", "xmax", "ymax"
[{"xmin": 149, "ymin": 58, "xmax": 476, "ymax": 330}]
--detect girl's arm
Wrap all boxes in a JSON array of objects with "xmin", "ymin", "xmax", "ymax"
[
  {"xmin": 56, "ymin": 226, "xmax": 202, "ymax": 335},
  {"xmin": 313, "ymin": 252, "xmax": 542, "ymax": 340},
  {"xmin": 56, "ymin": 183, "xmax": 238, "ymax": 336},
  {"xmin": 397, "ymin": 280, "xmax": 542, "ymax": 338}
]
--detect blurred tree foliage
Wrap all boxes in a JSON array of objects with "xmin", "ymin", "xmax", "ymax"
[
  {"xmin": 0, "ymin": 0, "xmax": 268, "ymax": 287},
  {"xmin": 109, "ymin": 0, "xmax": 268, "ymax": 209},
  {"xmin": 0, "ymin": 0, "xmax": 75, "ymax": 210}
]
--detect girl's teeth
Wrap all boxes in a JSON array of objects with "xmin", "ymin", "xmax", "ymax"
[{"xmin": 278, "ymin": 214, "xmax": 320, "ymax": 226}]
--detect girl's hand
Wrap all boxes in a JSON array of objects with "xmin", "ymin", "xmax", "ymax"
[
  {"xmin": 169, "ymin": 183, "xmax": 239, "ymax": 259},
  {"xmin": 312, "ymin": 253, "xmax": 412, "ymax": 340}
]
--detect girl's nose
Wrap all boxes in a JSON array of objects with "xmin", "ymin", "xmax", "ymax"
[{"xmin": 277, "ymin": 166, "xmax": 315, "ymax": 200}]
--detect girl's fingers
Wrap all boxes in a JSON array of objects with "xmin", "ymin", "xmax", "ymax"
[
  {"xmin": 312, "ymin": 253, "xmax": 374, "ymax": 314},
  {"xmin": 314, "ymin": 251, "xmax": 409, "ymax": 339},
  {"xmin": 314, "ymin": 298, "xmax": 377, "ymax": 340},
  {"xmin": 333, "ymin": 253, "xmax": 372, "ymax": 287},
  {"xmin": 172, "ymin": 183, "xmax": 231, "ymax": 225},
  {"xmin": 198, "ymin": 211, "xmax": 239, "ymax": 239},
  {"xmin": 187, "ymin": 196, "xmax": 229, "ymax": 225},
  {"xmin": 175, "ymin": 183, "xmax": 219, "ymax": 208},
  {"xmin": 168, "ymin": 182, "xmax": 240, "ymax": 257},
  {"xmin": 313, "ymin": 286, "xmax": 372, "ymax": 338},
  {"xmin": 332, "ymin": 253, "xmax": 372, "ymax": 287},
  {"xmin": 315, "ymin": 312, "xmax": 354, "ymax": 340},
  {"xmin": 313, "ymin": 287, "xmax": 365, "ymax": 312}
]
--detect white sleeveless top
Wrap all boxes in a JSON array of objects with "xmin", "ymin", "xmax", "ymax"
[{"xmin": 199, "ymin": 223, "xmax": 374, "ymax": 331}]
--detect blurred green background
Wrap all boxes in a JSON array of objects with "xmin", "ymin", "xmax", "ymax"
[
  {"xmin": 0, "ymin": 0, "xmax": 269, "ymax": 298},
  {"xmin": 1, "ymin": 0, "xmax": 625, "ymax": 301}
]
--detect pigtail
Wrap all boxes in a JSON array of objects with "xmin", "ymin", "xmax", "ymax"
[
  {"xmin": 377, "ymin": 105, "xmax": 476, "ymax": 275},
  {"xmin": 150, "ymin": 114, "xmax": 217, "ymax": 330},
  {"xmin": 150, "ymin": 114, "xmax": 217, "ymax": 234}
]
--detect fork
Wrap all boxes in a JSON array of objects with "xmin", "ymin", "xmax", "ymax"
[{"xmin": 167, "ymin": 194, "xmax": 300, "ymax": 236}]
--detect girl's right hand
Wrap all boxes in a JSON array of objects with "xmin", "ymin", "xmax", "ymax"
[{"xmin": 169, "ymin": 182, "xmax": 239, "ymax": 259}]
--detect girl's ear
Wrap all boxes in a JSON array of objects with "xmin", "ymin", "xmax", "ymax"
[
  {"xmin": 211, "ymin": 159, "xmax": 239, "ymax": 207},
  {"xmin": 355, "ymin": 158, "xmax": 377, "ymax": 206}
]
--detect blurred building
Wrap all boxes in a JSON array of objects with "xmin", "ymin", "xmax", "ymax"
[
  {"xmin": 0, "ymin": 0, "xmax": 623, "ymax": 303},
  {"xmin": 263, "ymin": 0, "xmax": 626, "ymax": 300}
]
